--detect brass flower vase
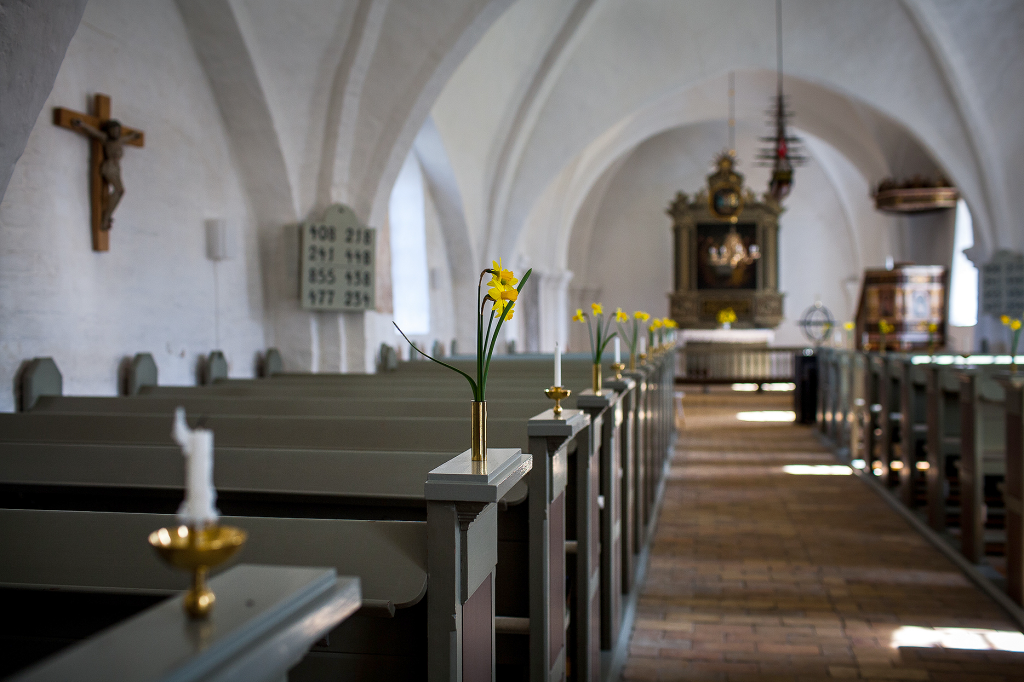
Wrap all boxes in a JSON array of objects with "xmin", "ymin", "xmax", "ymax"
[
  {"xmin": 592, "ymin": 364, "xmax": 602, "ymax": 393},
  {"xmin": 149, "ymin": 524, "xmax": 247, "ymax": 618},
  {"xmin": 629, "ymin": 354, "xmax": 636, "ymax": 371},
  {"xmin": 471, "ymin": 401, "xmax": 487, "ymax": 461}
]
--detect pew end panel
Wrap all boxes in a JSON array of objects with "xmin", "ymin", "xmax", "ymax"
[
  {"xmin": 526, "ymin": 409, "xmax": 589, "ymax": 682},
  {"xmin": 424, "ymin": 447, "xmax": 533, "ymax": 682}
]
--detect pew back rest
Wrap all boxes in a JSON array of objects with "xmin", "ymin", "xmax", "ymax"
[
  {"xmin": 0, "ymin": 414, "xmax": 533, "ymax": 453},
  {"xmin": 0, "ymin": 442, "xmax": 454, "ymax": 503},
  {"xmin": 0, "ymin": 509, "xmax": 427, "ymax": 607}
]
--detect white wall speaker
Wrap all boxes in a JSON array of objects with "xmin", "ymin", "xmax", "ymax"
[{"xmin": 205, "ymin": 218, "xmax": 233, "ymax": 261}]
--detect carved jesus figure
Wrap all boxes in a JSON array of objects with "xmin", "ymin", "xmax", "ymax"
[{"xmin": 71, "ymin": 117, "xmax": 141, "ymax": 231}]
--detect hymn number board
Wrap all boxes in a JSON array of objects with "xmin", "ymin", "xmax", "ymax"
[{"xmin": 300, "ymin": 204, "xmax": 376, "ymax": 312}]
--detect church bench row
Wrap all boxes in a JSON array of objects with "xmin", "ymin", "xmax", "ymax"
[
  {"xmin": 0, "ymin": 442, "xmax": 529, "ymax": 681},
  {"xmin": 8, "ymin": 348, "xmax": 679, "ymax": 675},
  {"xmin": 0, "ymin": 416, "xmax": 582, "ymax": 682},
  {"xmin": 817, "ymin": 348, "xmax": 1024, "ymax": 607},
  {"xmin": 27, "ymin": 351, "xmax": 667, "ymax": 589},
  {"xmin": 6, "ymin": 563, "xmax": 362, "ymax": 682},
  {"xmin": 23, "ymin": 351, "xmax": 675, "ymax": 591}
]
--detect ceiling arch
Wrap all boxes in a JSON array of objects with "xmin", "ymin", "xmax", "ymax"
[
  {"xmin": 515, "ymin": 69, "xmax": 941, "ymax": 282},
  {"xmin": 464, "ymin": 0, "xmax": 1009, "ymax": 271}
]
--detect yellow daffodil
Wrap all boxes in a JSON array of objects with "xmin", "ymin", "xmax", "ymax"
[
  {"xmin": 717, "ymin": 308, "xmax": 737, "ymax": 324},
  {"xmin": 634, "ymin": 311, "xmax": 650, "ymax": 322},
  {"xmin": 487, "ymin": 285, "xmax": 518, "ymax": 310},
  {"xmin": 927, "ymin": 322, "xmax": 938, "ymax": 333},
  {"xmin": 573, "ymin": 308, "xmax": 585, "ymax": 322},
  {"xmin": 843, "ymin": 322, "xmax": 855, "ymax": 331},
  {"xmin": 1013, "ymin": 319, "xmax": 1022, "ymax": 331},
  {"xmin": 1002, "ymin": 314, "xmax": 1011, "ymax": 326},
  {"xmin": 664, "ymin": 319, "xmax": 678, "ymax": 329},
  {"xmin": 591, "ymin": 303, "xmax": 603, "ymax": 316},
  {"xmin": 650, "ymin": 319, "xmax": 663, "ymax": 330},
  {"xmin": 615, "ymin": 308, "xmax": 628, "ymax": 322}
]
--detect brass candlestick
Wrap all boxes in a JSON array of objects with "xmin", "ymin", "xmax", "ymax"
[
  {"xmin": 611, "ymin": 362, "xmax": 625, "ymax": 380},
  {"xmin": 544, "ymin": 386, "xmax": 571, "ymax": 417},
  {"xmin": 149, "ymin": 524, "xmax": 247, "ymax": 618},
  {"xmin": 639, "ymin": 352, "xmax": 648, "ymax": 366}
]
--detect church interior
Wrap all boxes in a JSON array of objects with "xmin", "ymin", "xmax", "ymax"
[{"xmin": 2, "ymin": 1, "xmax": 1024, "ymax": 680}]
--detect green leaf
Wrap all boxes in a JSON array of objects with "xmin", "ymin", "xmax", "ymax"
[{"xmin": 394, "ymin": 322, "xmax": 479, "ymax": 399}]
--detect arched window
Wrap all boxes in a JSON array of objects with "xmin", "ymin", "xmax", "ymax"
[
  {"xmin": 948, "ymin": 199, "xmax": 978, "ymax": 327},
  {"xmin": 389, "ymin": 152, "xmax": 430, "ymax": 334}
]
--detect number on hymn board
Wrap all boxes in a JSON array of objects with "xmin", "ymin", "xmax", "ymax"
[{"xmin": 299, "ymin": 204, "xmax": 376, "ymax": 312}]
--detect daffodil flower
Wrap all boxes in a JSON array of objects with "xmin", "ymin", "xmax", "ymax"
[
  {"xmin": 1002, "ymin": 315, "xmax": 1011, "ymax": 326},
  {"xmin": 634, "ymin": 311, "xmax": 650, "ymax": 322},
  {"xmin": 1013, "ymin": 319, "xmax": 1022, "ymax": 331},
  {"xmin": 395, "ymin": 260, "xmax": 532, "ymax": 401},
  {"xmin": 843, "ymin": 322, "xmax": 855, "ymax": 331},
  {"xmin": 665, "ymin": 319, "xmax": 678, "ymax": 329},
  {"xmin": 650, "ymin": 319, "xmax": 663, "ymax": 330},
  {"xmin": 615, "ymin": 308, "xmax": 628, "ymax": 323},
  {"xmin": 573, "ymin": 303, "xmax": 617, "ymax": 363}
]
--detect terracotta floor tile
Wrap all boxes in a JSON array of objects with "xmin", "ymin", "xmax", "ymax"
[{"xmin": 621, "ymin": 394, "xmax": 1024, "ymax": 681}]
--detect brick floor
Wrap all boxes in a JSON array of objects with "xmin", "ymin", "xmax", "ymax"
[{"xmin": 622, "ymin": 392, "xmax": 1024, "ymax": 681}]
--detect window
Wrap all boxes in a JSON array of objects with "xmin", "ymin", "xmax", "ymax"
[
  {"xmin": 389, "ymin": 152, "xmax": 430, "ymax": 334},
  {"xmin": 948, "ymin": 199, "xmax": 978, "ymax": 327}
]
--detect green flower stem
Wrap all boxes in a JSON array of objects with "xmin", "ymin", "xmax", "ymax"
[
  {"xmin": 585, "ymin": 315, "xmax": 595, "ymax": 359},
  {"xmin": 481, "ymin": 268, "xmax": 531, "ymax": 397},
  {"xmin": 394, "ymin": 322, "xmax": 479, "ymax": 398}
]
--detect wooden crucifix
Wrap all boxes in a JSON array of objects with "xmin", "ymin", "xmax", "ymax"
[{"xmin": 54, "ymin": 94, "xmax": 145, "ymax": 252}]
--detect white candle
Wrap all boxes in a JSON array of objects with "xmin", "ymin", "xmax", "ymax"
[
  {"xmin": 640, "ymin": 336, "xmax": 647, "ymax": 354},
  {"xmin": 614, "ymin": 336, "xmax": 621, "ymax": 364},
  {"xmin": 554, "ymin": 343, "xmax": 562, "ymax": 387},
  {"xmin": 173, "ymin": 408, "xmax": 219, "ymax": 527}
]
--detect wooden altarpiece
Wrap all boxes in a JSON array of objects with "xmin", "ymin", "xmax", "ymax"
[{"xmin": 667, "ymin": 154, "xmax": 784, "ymax": 328}]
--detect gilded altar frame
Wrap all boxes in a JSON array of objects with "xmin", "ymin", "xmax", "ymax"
[{"xmin": 667, "ymin": 155, "xmax": 784, "ymax": 329}]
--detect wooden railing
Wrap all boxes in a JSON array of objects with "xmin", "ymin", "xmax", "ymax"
[{"xmin": 675, "ymin": 346, "xmax": 808, "ymax": 384}]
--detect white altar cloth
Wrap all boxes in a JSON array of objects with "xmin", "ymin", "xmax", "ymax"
[{"xmin": 679, "ymin": 329, "xmax": 775, "ymax": 345}]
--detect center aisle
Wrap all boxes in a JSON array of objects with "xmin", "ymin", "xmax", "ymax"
[{"xmin": 622, "ymin": 391, "xmax": 1024, "ymax": 681}]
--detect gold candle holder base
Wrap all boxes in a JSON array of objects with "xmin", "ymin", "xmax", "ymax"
[
  {"xmin": 149, "ymin": 524, "xmax": 247, "ymax": 618},
  {"xmin": 611, "ymin": 362, "xmax": 625, "ymax": 380},
  {"xmin": 544, "ymin": 386, "xmax": 571, "ymax": 418},
  {"xmin": 639, "ymin": 352, "xmax": 648, "ymax": 366}
]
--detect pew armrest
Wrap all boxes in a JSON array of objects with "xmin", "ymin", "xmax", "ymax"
[
  {"xmin": 11, "ymin": 565, "xmax": 361, "ymax": 682},
  {"xmin": 424, "ymin": 448, "xmax": 532, "ymax": 503},
  {"xmin": 527, "ymin": 409, "xmax": 589, "ymax": 438}
]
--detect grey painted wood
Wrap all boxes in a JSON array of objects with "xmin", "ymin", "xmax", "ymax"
[
  {"xmin": 577, "ymin": 388, "xmax": 623, "ymax": 651},
  {"xmin": 31, "ymin": 394, "xmax": 553, "ymax": 419},
  {"xmin": 127, "ymin": 353, "xmax": 158, "ymax": 395},
  {"xmin": 0, "ymin": 441, "xmax": 454, "ymax": 502},
  {"xmin": 205, "ymin": 352, "xmax": 228, "ymax": 385},
  {"xmin": 0, "ymin": 413, "xmax": 536, "ymax": 452},
  {"xmin": 10, "ymin": 565, "xmax": 360, "ymax": 682},
  {"xmin": 262, "ymin": 348, "xmax": 283, "ymax": 377},
  {"xmin": 19, "ymin": 357, "xmax": 62, "ymax": 411},
  {"xmin": 0, "ymin": 509, "xmax": 426, "ymax": 607},
  {"xmin": 424, "ymin": 447, "xmax": 532, "ymax": 504}
]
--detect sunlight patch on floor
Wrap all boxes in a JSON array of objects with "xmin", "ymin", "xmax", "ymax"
[
  {"xmin": 736, "ymin": 410, "xmax": 795, "ymax": 422},
  {"xmin": 782, "ymin": 464, "xmax": 852, "ymax": 475},
  {"xmin": 890, "ymin": 626, "xmax": 1024, "ymax": 652}
]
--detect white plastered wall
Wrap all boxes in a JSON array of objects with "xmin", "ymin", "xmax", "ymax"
[{"xmin": 0, "ymin": 0, "xmax": 265, "ymax": 410}]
